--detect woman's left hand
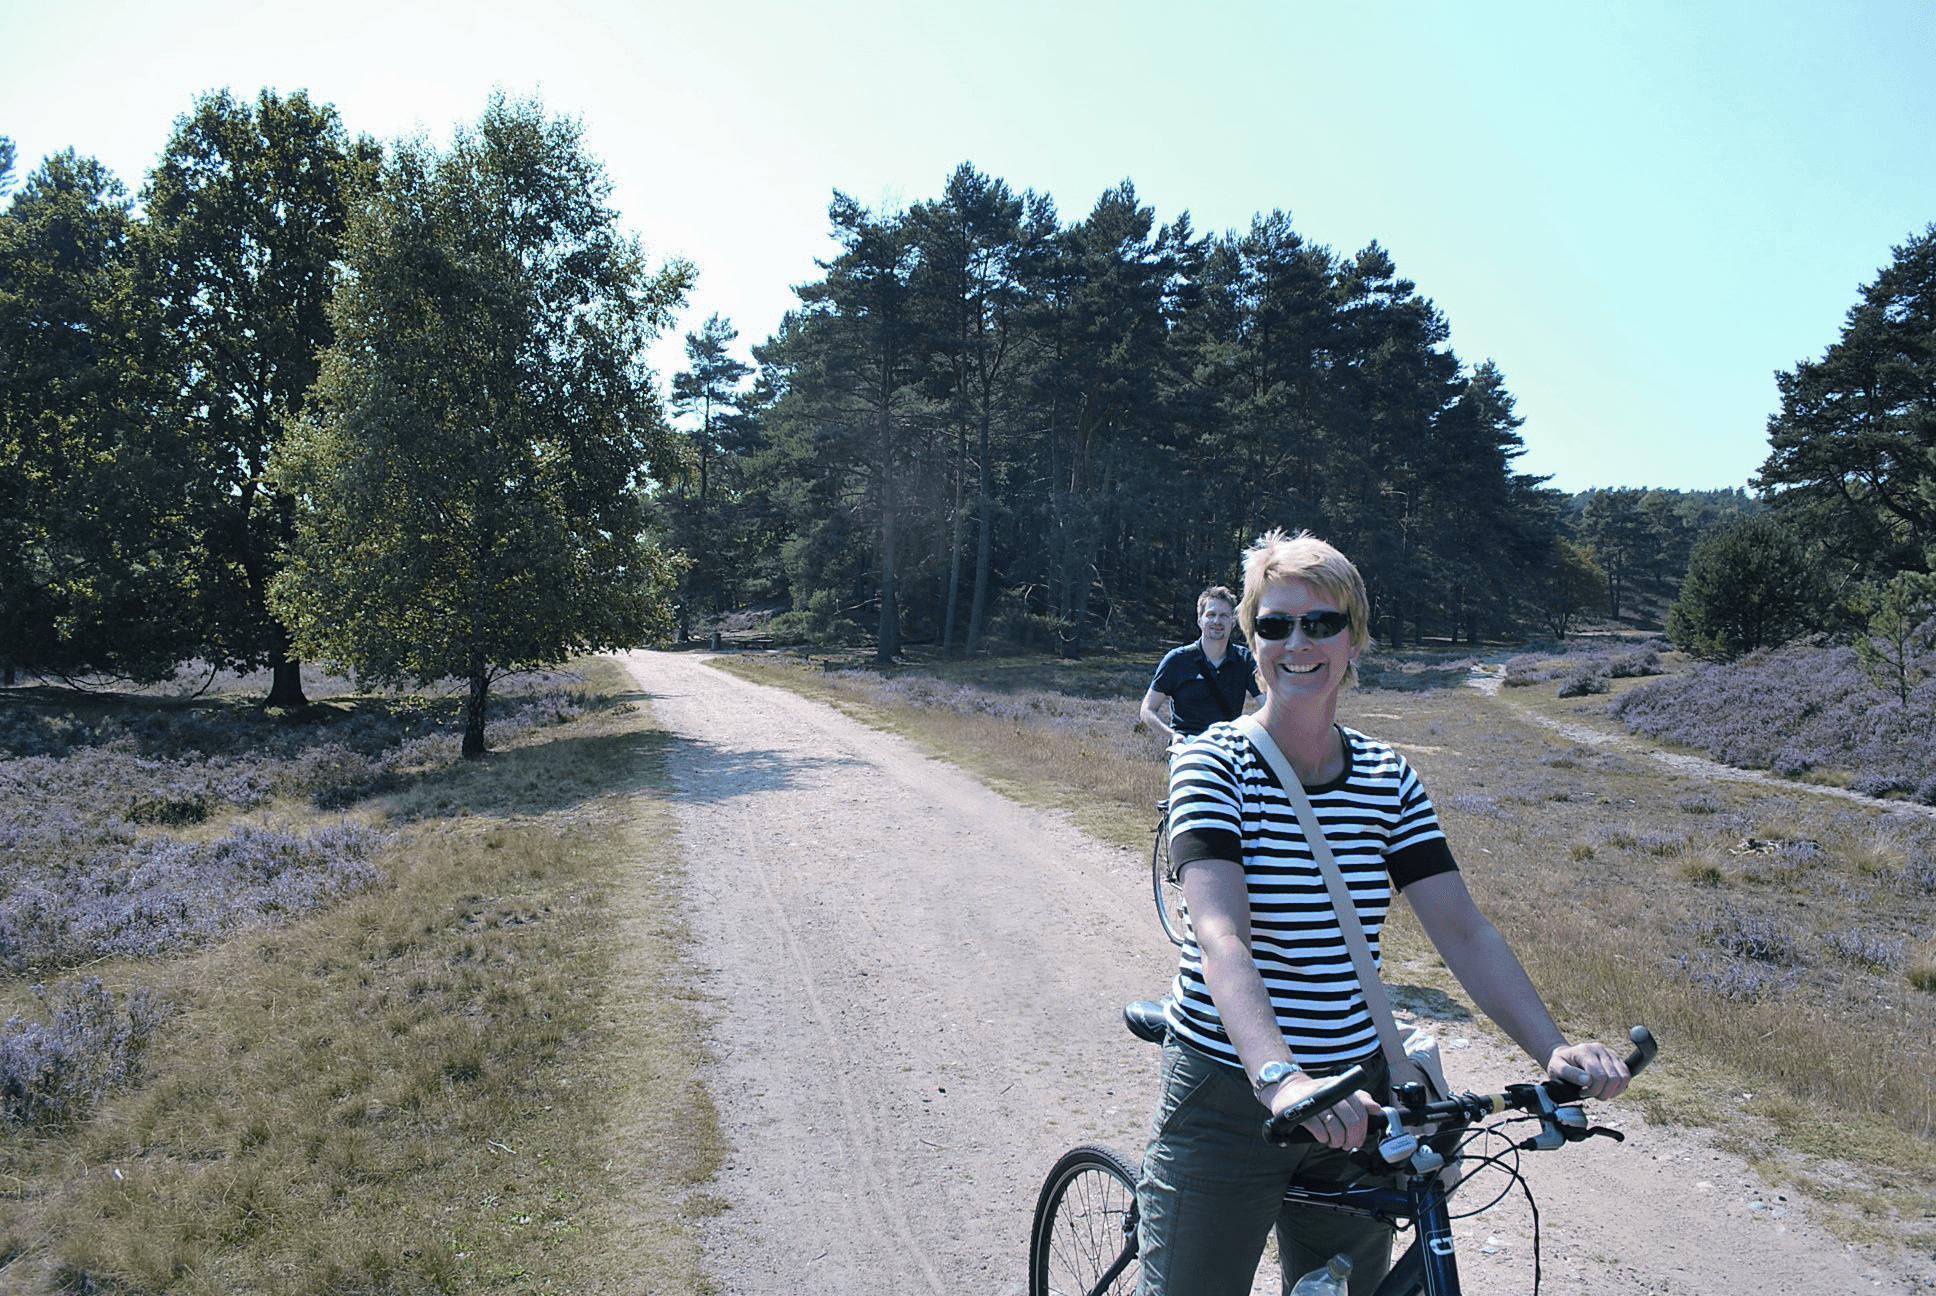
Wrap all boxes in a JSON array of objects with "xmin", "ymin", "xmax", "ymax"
[{"xmin": 1545, "ymin": 1041, "xmax": 1631, "ymax": 1100}]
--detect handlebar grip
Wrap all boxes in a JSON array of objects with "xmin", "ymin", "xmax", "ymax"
[
  {"xmin": 1261, "ymin": 1064, "xmax": 1370, "ymax": 1145},
  {"xmin": 1624, "ymin": 1025, "xmax": 1658, "ymax": 1077},
  {"xmin": 1546, "ymin": 1024, "xmax": 1660, "ymax": 1103}
]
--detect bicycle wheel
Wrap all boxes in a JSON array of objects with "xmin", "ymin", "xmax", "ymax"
[
  {"xmin": 1029, "ymin": 1145, "xmax": 1142, "ymax": 1296},
  {"xmin": 1151, "ymin": 805, "xmax": 1187, "ymax": 946}
]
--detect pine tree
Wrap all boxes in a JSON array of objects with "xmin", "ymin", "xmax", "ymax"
[
  {"xmin": 1667, "ymin": 514, "xmax": 1819, "ymax": 660},
  {"xmin": 1758, "ymin": 225, "xmax": 1936, "ymax": 584}
]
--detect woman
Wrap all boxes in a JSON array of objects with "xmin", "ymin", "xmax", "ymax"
[{"xmin": 1137, "ymin": 530, "xmax": 1629, "ymax": 1296}]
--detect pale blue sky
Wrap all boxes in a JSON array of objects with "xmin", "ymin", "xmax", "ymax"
[{"xmin": 4, "ymin": 0, "xmax": 1932, "ymax": 492}]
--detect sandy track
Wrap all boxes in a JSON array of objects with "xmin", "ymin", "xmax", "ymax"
[{"xmin": 612, "ymin": 650, "xmax": 1927, "ymax": 1295}]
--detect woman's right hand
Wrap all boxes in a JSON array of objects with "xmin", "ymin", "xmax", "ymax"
[{"xmin": 1271, "ymin": 1074, "xmax": 1381, "ymax": 1150}]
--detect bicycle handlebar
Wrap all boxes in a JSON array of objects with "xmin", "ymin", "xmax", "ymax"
[{"xmin": 1263, "ymin": 1025, "xmax": 1658, "ymax": 1150}]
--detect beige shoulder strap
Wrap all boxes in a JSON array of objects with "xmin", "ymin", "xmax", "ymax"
[{"xmin": 1234, "ymin": 714, "xmax": 1419, "ymax": 1084}]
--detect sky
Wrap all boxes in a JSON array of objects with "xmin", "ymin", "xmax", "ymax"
[{"xmin": 4, "ymin": 0, "xmax": 1933, "ymax": 494}]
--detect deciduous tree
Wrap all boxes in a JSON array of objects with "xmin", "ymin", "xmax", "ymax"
[
  {"xmin": 271, "ymin": 94, "xmax": 692, "ymax": 756},
  {"xmin": 142, "ymin": 88, "xmax": 380, "ymax": 706},
  {"xmin": 1537, "ymin": 536, "xmax": 1607, "ymax": 639},
  {"xmin": 0, "ymin": 151, "xmax": 198, "ymax": 683}
]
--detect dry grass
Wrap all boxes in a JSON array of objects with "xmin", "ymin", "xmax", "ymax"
[
  {"xmin": 707, "ymin": 649, "xmax": 1169, "ymax": 852},
  {"xmin": 712, "ymin": 644, "xmax": 1936, "ymax": 1249},
  {"xmin": 0, "ymin": 659, "xmax": 719, "ymax": 1296}
]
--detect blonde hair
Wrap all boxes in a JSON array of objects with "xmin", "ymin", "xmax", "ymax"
[{"xmin": 1238, "ymin": 529, "xmax": 1370, "ymax": 690}]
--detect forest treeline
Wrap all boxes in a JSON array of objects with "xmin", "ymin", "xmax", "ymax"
[
  {"xmin": 8, "ymin": 85, "xmax": 1926, "ymax": 701},
  {"xmin": 662, "ymin": 166, "xmax": 1761, "ymax": 657}
]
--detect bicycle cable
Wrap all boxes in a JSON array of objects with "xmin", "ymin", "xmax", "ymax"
[{"xmin": 1441, "ymin": 1120, "xmax": 1549, "ymax": 1296}]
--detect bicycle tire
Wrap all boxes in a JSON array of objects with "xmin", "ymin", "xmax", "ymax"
[
  {"xmin": 1029, "ymin": 1144, "xmax": 1142, "ymax": 1296},
  {"xmin": 1151, "ymin": 806, "xmax": 1188, "ymax": 946}
]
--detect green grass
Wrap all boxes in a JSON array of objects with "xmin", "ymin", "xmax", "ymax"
[
  {"xmin": 0, "ymin": 660, "xmax": 719, "ymax": 1295},
  {"xmin": 711, "ymin": 643, "xmax": 1936, "ymax": 1250}
]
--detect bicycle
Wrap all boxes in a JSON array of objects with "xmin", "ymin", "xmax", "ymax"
[
  {"xmin": 1028, "ymin": 999, "xmax": 1657, "ymax": 1296},
  {"xmin": 1150, "ymin": 798, "xmax": 1187, "ymax": 946}
]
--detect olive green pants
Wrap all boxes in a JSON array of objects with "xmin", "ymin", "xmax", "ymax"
[{"xmin": 1136, "ymin": 1037, "xmax": 1395, "ymax": 1296}]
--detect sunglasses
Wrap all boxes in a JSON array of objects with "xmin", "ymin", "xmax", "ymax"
[{"xmin": 1251, "ymin": 610, "xmax": 1351, "ymax": 641}]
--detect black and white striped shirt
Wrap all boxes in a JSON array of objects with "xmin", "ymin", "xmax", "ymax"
[{"xmin": 1164, "ymin": 720, "xmax": 1458, "ymax": 1070}]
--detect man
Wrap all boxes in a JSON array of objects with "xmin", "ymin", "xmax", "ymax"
[{"xmin": 1140, "ymin": 586, "xmax": 1259, "ymax": 745}]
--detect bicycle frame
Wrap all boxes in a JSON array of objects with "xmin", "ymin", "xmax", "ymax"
[{"xmin": 1280, "ymin": 1170, "xmax": 1461, "ymax": 1296}]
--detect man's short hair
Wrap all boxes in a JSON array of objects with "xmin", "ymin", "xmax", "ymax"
[{"xmin": 1196, "ymin": 585, "xmax": 1237, "ymax": 616}]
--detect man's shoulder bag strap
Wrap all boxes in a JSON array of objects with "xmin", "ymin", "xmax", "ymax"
[{"xmin": 1195, "ymin": 653, "xmax": 1239, "ymax": 722}]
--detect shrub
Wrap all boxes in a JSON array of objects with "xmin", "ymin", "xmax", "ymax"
[
  {"xmin": 1502, "ymin": 653, "xmax": 1562, "ymax": 688},
  {"xmin": 1444, "ymin": 792, "xmax": 1504, "ymax": 818},
  {"xmin": 1666, "ymin": 514, "xmax": 1820, "ymax": 660},
  {"xmin": 0, "ymin": 822, "xmax": 387, "ymax": 971},
  {"xmin": 1692, "ymin": 906, "xmax": 1804, "ymax": 964},
  {"xmin": 1822, "ymin": 928, "xmax": 1905, "ymax": 970},
  {"xmin": 1611, "ymin": 644, "xmax": 1936, "ymax": 795},
  {"xmin": 1557, "ymin": 666, "xmax": 1610, "ymax": 698},
  {"xmin": 1851, "ymin": 770, "xmax": 1910, "ymax": 798},
  {"xmin": 1893, "ymin": 852, "xmax": 1936, "ymax": 894},
  {"xmin": 1673, "ymin": 950, "xmax": 1801, "ymax": 1001},
  {"xmin": 0, "ymin": 977, "xmax": 164, "ymax": 1128},
  {"xmin": 1605, "ymin": 646, "xmax": 1664, "ymax": 678},
  {"xmin": 0, "ymin": 682, "xmax": 596, "ymax": 971}
]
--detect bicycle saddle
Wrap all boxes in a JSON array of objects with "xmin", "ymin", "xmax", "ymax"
[{"xmin": 1123, "ymin": 999, "xmax": 1170, "ymax": 1044}]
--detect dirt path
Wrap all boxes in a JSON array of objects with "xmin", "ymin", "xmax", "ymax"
[{"xmin": 613, "ymin": 650, "xmax": 1927, "ymax": 1295}]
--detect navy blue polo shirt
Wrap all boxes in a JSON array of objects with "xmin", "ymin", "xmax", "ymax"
[{"xmin": 1150, "ymin": 642, "xmax": 1259, "ymax": 736}]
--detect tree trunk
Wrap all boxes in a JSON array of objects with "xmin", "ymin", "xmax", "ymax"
[
  {"xmin": 966, "ymin": 408, "xmax": 994, "ymax": 653},
  {"xmin": 462, "ymin": 661, "xmax": 490, "ymax": 759},
  {"xmin": 942, "ymin": 420, "xmax": 967, "ymax": 652},
  {"xmin": 875, "ymin": 506, "xmax": 898, "ymax": 665},
  {"xmin": 263, "ymin": 627, "xmax": 308, "ymax": 709}
]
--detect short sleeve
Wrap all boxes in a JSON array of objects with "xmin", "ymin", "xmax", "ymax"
[
  {"xmin": 1150, "ymin": 647, "xmax": 1190, "ymax": 695},
  {"xmin": 1384, "ymin": 755, "xmax": 1458, "ymax": 888},
  {"xmin": 1167, "ymin": 733, "xmax": 1245, "ymax": 875}
]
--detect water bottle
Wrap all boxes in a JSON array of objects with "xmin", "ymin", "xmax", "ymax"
[{"xmin": 1289, "ymin": 1252, "xmax": 1352, "ymax": 1296}]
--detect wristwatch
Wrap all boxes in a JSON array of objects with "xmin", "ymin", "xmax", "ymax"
[{"xmin": 1253, "ymin": 1060, "xmax": 1304, "ymax": 1098}]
